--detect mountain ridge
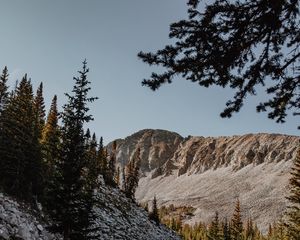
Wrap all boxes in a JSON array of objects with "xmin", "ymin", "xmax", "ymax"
[{"xmin": 109, "ymin": 129, "xmax": 299, "ymax": 233}]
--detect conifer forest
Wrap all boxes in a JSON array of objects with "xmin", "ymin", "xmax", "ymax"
[
  {"xmin": 0, "ymin": 60, "xmax": 299, "ymax": 239},
  {"xmin": 0, "ymin": 0, "xmax": 300, "ymax": 239}
]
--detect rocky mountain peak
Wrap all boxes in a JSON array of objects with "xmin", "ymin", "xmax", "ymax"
[
  {"xmin": 109, "ymin": 129, "xmax": 300, "ymax": 233},
  {"xmin": 108, "ymin": 129, "xmax": 183, "ymax": 172},
  {"xmin": 110, "ymin": 129, "xmax": 299, "ymax": 177}
]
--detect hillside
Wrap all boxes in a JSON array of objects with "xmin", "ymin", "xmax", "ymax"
[
  {"xmin": 0, "ymin": 181, "xmax": 180, "ymax": 240},
  {"xmin": 110, "ymin": 129, "xmax": 299, "ymax": 232}
]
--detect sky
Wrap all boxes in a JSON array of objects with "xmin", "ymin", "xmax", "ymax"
[{"xmin": 0, "ymin": 0, "xmax": 299, "ymax": 143}]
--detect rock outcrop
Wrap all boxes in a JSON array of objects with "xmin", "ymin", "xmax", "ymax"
[
  {"xmin": 107, "ymin": 129, "xmax": 183, "ymax": 173},
  {"xmin": 0, "ymin": 193, "xmax": 58, "ymax": 240},
  {"xmin": 0, "ymin": 182, "xmax": 180, "ymax": 240},
  {"xmin": 110, "ymin": 129, "xmax": 299, "ymax": 233}
]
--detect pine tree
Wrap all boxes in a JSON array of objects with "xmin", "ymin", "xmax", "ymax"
[
  {"xmin": 48, "ymin": 60, "xmax": 98, "ymax": 240},
  {"xmin": 0, "ymin": 66, "xmax": 9, "ymax": 112},
  {"xmin": 231, "ymin": 199, "xmax": 243, "ymax": 240},
  {"xmin": 106, "ymin": 140, "xmax": 117, "ymax": 186},
  {"xmin": 0, "ymin": 76, "xmax": 42, "ymax": 201},
  {"xmin": 286, "ymin": 148, "xmax": 300, "ymax": 239},
  {"xmin": 86, "ymin": 132, "xmax": 101, "ymax": 189},
  {"xmin": 34, "ymin": 82, "xmax": 46, "ymax": 138},
  {"xmin": 143, "ymin": 202, "xmax": 149, "ymax": 212},
  {"xmin": 97, "ymin": 136, "xmax": 108, "ymax": 181},
  {"xmin": 124, "ymin": 148, "xmax": 141, "ymax": 199},
  {"xmin": 208, "ymin": 211, "xmax": 221, "ymax": 240},
  {"xmin": 138, "ymin": 0, "xmax": 300, "ymax": 127},
  {"xmin": 42, "ymin": 95, "xmax": 60, "ymax": 210},
  {"xmin": 245, "ymin": 218, "xmax": 254, "ymax": 240},
  {"xmin": 149, "ymin": 195, "xmax": 160, "ymax": 225},
  {"xmin": 42, "ymin": 95, "xmax": 60, "ymax": 162},
  {"xmin": 223, "ymin": 218, "xmax": 231, "ymax": 240},
  {"xmin": 0, "ymin": 66, "xmax": 9, "ymax": 188}
]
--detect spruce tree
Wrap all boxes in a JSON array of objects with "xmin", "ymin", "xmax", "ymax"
[
  {"xmin": 34, "ymin": 82, "xmax": 46, "ymax": 138},
  {"xmin": 97, "ymin": 136, "xmax": 108, "ymax": 181},
  {"xmin": 208, "ymin": 211, "xmax": 221, "ymax": 240},
  {"xmin": 223, "ymin": 218, "xmax": 231, "ymax": 240},
  {"xmin": 0, "ymin": 66, "xmax": 9, "ymax": 112},
  {"xmin": 286, "ymin": 148, "xmax": 300, "ymax": 239},
  {"xmin": 149, "ymin": 195, "xmax": 160, "ymax": 225},
  {"xmin": 42, "ymin": 95, "xmax": 60, "ymax": 160},
  {"xmin": 86, "ymin": 132, "xmax": 101, "ymax": 189},
  {"xmin": 0, "ymin": 66, "xmax": 9, "ymax": 187},
  {"xmin": 124, "ymin": 148, "xmax": 141, "ymax": 199},
  {"xmin": 0, "ymin": 76, "xmax": 42, "ymax": 201},
  {"xmin": 231, "ymin": 199, "xmax": 243, "ymax": 240},
  {"xmin": 106, "ymin": 140, "xmax": 117, "ymax": 186},
  {"xmin": 245, "ymin": 218, "xmax": 254, "ymax": 240},
  {"xmin": 48, "ymin": 60, "xmax": 98, "ymax": 240},
  {"xmin": 42, "ymin": 95, "xmax": 60, "ymax": 207}
]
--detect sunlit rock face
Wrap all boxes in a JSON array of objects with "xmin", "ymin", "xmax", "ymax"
[
  {"xmin": 110, "ymin": 129, "xmax": 299, "ymax": 233},
  {"xmin": 107, "ymin": 129, "xmax": 183, "ymax": 172}
]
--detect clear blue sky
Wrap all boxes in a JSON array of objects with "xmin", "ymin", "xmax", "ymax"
[{"xmin": 0, "ymin": 0, "xmax": 298, "ymax": 143}]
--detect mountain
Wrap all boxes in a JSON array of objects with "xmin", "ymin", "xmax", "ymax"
[
  {"xmin": 109, "ymin": 129, "xmax": 299, "ymax": 233},
  {"xmin": 0, "ymin": 181, "xmax": 180, "ymax": 240}
]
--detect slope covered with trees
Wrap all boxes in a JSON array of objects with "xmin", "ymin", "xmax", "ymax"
[
  {"xmin": 0, "ymin": 56, "xmax": 299, "ymax": 238},
  {"xmin": 0, "ymin": 62, "xmax": 176, "ymax": 240}
]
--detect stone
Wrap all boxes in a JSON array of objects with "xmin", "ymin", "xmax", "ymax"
[{"xmin": 37, "ymin": 224, "xmax": 43, "ymax": 231}]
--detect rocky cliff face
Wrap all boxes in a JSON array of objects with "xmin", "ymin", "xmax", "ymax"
[
  {"xmin": 167, "ymin": 133, "xmax": 298, "ymax": 175},
  {"xmin": 110, "ymin": 129, "xmax": 299, "ymax": 232},
  {"xmin": 107, "ymin": 129, "xmax": 183, "ymax": 173}
]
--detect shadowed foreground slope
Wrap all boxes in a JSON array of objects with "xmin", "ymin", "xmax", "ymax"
[{"xmin": 0, "ymin": 182, "xmax": 180, "ymax": 240}]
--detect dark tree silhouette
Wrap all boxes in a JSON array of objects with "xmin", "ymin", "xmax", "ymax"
[
  {"xmin": 97, "ymin": 136, "xmax": 108, "ymax": 181},
  {"xmin": 0, "ymin": 76, "xmax": 42, "ymax": 201},
  {"xmin": 106, "ymin": 140, "xmax": 117, "ymax": 187},
  {"xmin": 48, "ymin": 60, "xmax": 98, "ymax": 240},
  {"xmin": 0, "ymin": 66, "xmax": 9, "ymax": 112},
  {"xmin": 223, "ymin": 218, "xmax": 231, "ymax": 240},
  {"xmin": 124, "ymin": 148, "xmax": 141, "ymax": 199},
  {"xmin": 42, "ymin": 95, "xmax": 60, "ymax": 211},
  {"xmin": 34, "ymin": 82, "xmax": 46, "ymax": 138},
  {"xmin": 208, "ymin": 211, "xmax": 221, "ymax": 240},
  {"xmin": 286, "ymin": 148, "xmax": 300, "ymax": 239},
  {"xmin": 149, "ymin": 195, "xmax": 160, "ymax": 225},
  {"xmin": 138, "ymin": 0, "xmax": 300, "ymax": 126}
]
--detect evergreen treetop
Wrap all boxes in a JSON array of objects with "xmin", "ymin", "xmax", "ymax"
[
  {"xmin": 48, "ymin": 60, "xmax": 98, "ymax": 240},
  {"xmin": 35, "ymin": 82, "xmax": 46, "ymax": 132},
  {"xmin": 286, "ymin": 148, "xmax": 300, "ymax": 239},
  {"xmin": 0, "ymin": 66, "xmax": 9, "ymax": 112},
  {"xmin": 138, "ymin": 0, "xmax": 300, "ymax": 127},
  {"xmin": 231, "ymin": 199, "xmax": 243, "ymax": 240}
]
